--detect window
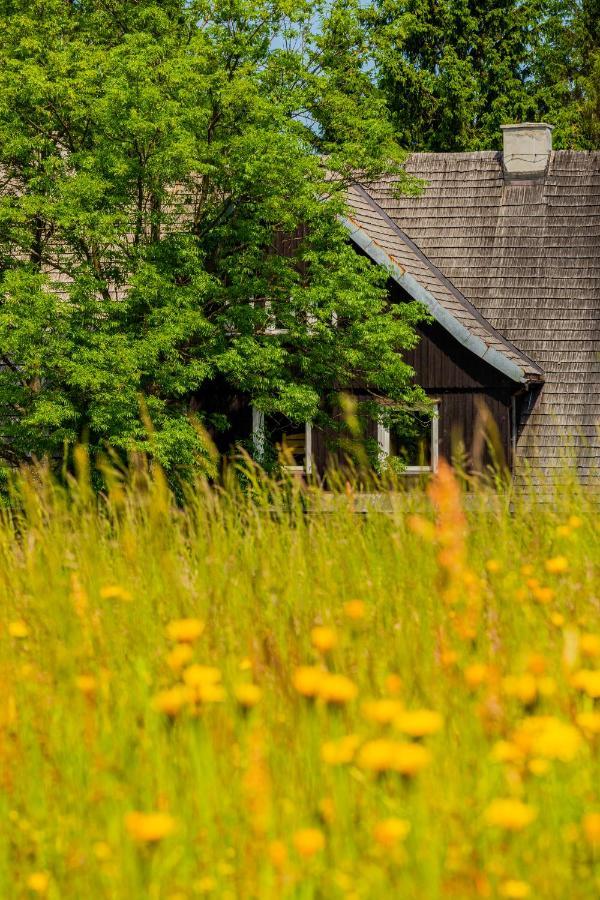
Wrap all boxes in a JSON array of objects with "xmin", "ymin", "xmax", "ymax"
[
  {"xmin": 377, "ymin": 404, "xmax": 439, "ymax": 473},
  {"xmin": 252, "ymin": 409, "xmax": 312, "ymax": 474}
]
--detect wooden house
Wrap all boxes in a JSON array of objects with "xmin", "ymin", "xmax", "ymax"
[{"xmin": 248, "ymin": 123, "xmax": 598, "ymax": 479}]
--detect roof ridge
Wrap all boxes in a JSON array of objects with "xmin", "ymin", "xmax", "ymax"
[{"xmin": 353, "ymin": 182, "xmax": 544, "ymax": 378}]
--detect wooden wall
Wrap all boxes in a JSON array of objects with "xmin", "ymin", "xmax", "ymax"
[{"xmin": 404, "ymin": 322, "xmax": 515, "ymax": 470}]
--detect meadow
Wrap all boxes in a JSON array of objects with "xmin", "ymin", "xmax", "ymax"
[{"xmin": 0, "ymin": 456, "xmax": 598, "ymax": 899}]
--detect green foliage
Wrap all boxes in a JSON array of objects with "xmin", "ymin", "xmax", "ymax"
[
  {"xmin": 0, "ymin": 0, "xmax": 427, "ymax": 476},
  {"xmin": 364, "ymin": 0, "xmax": 600, "ymax": 151}
]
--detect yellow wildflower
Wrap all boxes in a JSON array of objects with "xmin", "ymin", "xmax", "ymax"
[
  {"xmin": 234, "ymin": 683, "xmax": 262, "ymax": 708},
  {"xmin": 318, "ymin": 796, "xmax": 335, "ymax": 824},
  {"xmin": 362, "ymin": 698, "xmax": 403, "ymax": 724},
  {"xmin": 166, "ymin": 644, "xmax": 194, "ymax": 672},
  {"xmin": 572, "ymin": 669, "xmax": 600, "ymax": 698},
  {"xmin": 550, "ymin": 612, "xmax": 565, "ymax": 627},
  {"xmin": 357, "ymin": 739, "xmax": 430, "ymax": 776},
  {"xmin": 343, "ymin": 600, "xmax": 366, "ymax": 621},
  {"xmin": 528, "ymin": 758, "xmax": 550, "ymax": 776},
  {"xmin": 268, "ymin": 839, "xmax": 288, "ymax": 869},
  {"xmin": 321, "ymin": 734, "xmax": 360, "ymax": 766},
  {"xmin": 513, "ymin": 716, "xmax": 581, "ymax": 762},
  {"xmin": 580, "ymin": 633, "xmax": 600, "ymax": 659},
  {"xmin": 311, "ymin": 625, "xmax": 337, "ymax": 653},
  {"xmin": 373, "ymin": 817, "xmax": 411, "ymax": 847},
  {"xmin": 394, "ymin": 709, "xmax": 443, "ymax": 738},
  {"xmin": 485, "ymin": 559, "xmax": 502, "ymax": 573},
  {"xmin": 26, "ymin": 872, "xmax": 49, "ymax": 895},
  {"xmin": 576, "ymin": 711, "xmax": 600, "ymax": 735},
  {"xmin": 8, "ymin": 620, "xmax": 28, "ymax": 639},
  {"xmin": 385, "ymin": 673, "xmax": 402, "ymax": 695},
  {"xmin": 153, "ymin": 685, "xmax": 193, "ymax": 717},
  {"xmin": 195, "ymin": 682, "xmax": 226, "ymax": 704},
  {"xmin": 502, "ymin": 674, "xmax": 537, "ymax": 705},
  {"xmin": 182, "ymin": 664, "xmax": 221, "ymax": 688},
  {"xmin": 537, "ymin": 676, "xmax": 556, "ymax": 697},
  {"xmin": 75, "ymin": 674, "xmax": 97, "ymax": 697},
  {"xmin": 500, "ymin": 880, "xmax": 531, "ymax": 898},
  {"xmin": 125, "ymin": 811, "xmax": 177, "ymax": 843},
  {"xmin": 293, "ymin": 666, "xmax": 324, "ymax": 698},
  {"xmin": 484, "ymin": 798, "xmax": 536, "ymax": 831},
  {"xmin": 392, "ymin": 742, "xmax": 431, "ymax": 776},
  {"xmin": 532, "ymin": 585, "xmax": 554, "ymax": 604},
  {"xmin": 491, "ymin": 741, "xmax": 524, "ymax": 764},
  {"xmin": 166, "ymin": 618, "xmax": 205, "ymax": 643},
  {"xmin": 526, "ymin": 653, "xmax": 546, "ymax": 675},
  {"xmin": 99, "ymin": 585, "xmax": 132, "ymax": 602},
  {"xmin": 357, "ymin": 739, "xmax": 397, "ymax": 772},
  {"xmin": 318, "ymin": 673, "xmax": 358, "ymax": 704},
  {"xmin": 582, "ymin": 812, "xmax": 600, "ymax": 847},
  {"xmin": 464, "ymin": 663, "xmax": 493, "ymax": 689},
  {"xmin": 545, "ymin": 556, "xmax": 569, "ymax": 574},
  {"xmin": 568, "ymin": 515, "xmax": 582, "ymax": 529},
  {"xmin": 293, "ymin": 828, "xmax": 325, "ymax": 858}
]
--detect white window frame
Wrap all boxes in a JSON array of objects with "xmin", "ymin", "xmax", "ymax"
[
  {"xmin": 377, "ymin": 402, "xmax": 439, "ymax": 474},
  {"xmin": 252, "ymin": 408, "xmax": 312, "ymax": 475}
]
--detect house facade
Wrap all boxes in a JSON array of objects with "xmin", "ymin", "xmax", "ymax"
[
  {"xmin": 251, "ymin": 123, "xmax": 598, "ymax": 480},
  {"xmin": 341, "ymin": 123, "xmax": 599, "ymax": 480}
]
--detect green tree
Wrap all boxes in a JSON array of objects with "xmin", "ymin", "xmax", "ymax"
[
  {"xmin": 364, "ymin": 0, "xmax": 600, "ymax": 151},
  {"xmin": 364, "ymin": 0, "xmax": 539, "ymax": 151},
  {"xmin": 0, "ymin": 0, "xmax": 427, "ymax": 476}
]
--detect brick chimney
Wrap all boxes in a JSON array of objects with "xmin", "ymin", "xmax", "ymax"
[{"xmin": 501, "ymin": 123, "xmax": 554, "ymax": 179}]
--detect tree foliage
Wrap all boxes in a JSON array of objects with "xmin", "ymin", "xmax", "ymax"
[
  {"xmin": 364, "ymin": 0, "xmax": 600, "ymax": 151},
  {"xmin": 0, "ymin": 0, "xmax": 427, "ymax": 474}
]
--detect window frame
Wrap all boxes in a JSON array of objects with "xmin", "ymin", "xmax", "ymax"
[
  {"xmin": 377, "ymin": 402, "xmax": 439, "ymax": 474},
  {"xmin": 252, "ymin": 408, "xmax": 313, "ymax": 475}
]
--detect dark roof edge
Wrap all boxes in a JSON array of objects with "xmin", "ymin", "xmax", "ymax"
[{"xmin": 351, "ymin": 182, "xmax": 544, "ymax": 381}]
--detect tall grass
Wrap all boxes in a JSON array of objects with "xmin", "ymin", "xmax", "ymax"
[{"xmin": 0, "ymin": 457, "xmax": 598, "ymax": 898}]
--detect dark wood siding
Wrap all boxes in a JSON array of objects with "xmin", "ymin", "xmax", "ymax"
[
  {"xmin": 403, "ymin": 322, "xmax": 515, "ymax": 392},
  {"xmin": 403, "ymin": 323, "xmax": 515, "ymax": 470}
]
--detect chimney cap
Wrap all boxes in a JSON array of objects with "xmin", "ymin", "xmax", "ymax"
[
  {"xmin": 500, "ymin": 122, "xmax": 554, "ymax": 132},
  {"xmin": 501, "ymin": 122, "xmax": 554, "ymax": 180}
]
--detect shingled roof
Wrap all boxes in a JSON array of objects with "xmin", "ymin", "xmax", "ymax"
[{"xmin": 350, "ymin": 150, "xmax": 600, "ymax": 476}]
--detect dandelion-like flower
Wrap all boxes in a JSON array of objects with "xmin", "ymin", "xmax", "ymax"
[
  {"xmin": 310, "ymin": 626, "xmax": 338, "ymax": 653},
  {"xmin": 484, "ymin": 798, "xmax": 536, "ymax": 831},
  {"xmin": 26, "ymin": 872, "xmax": 49, "ymax": 895},
  {"xmin": 373, "ymin": 817, "xmax": 410, "ymax": 847},
  {"xmin": 99, "ymin": 585, "xmax": 132, "ymax": 602},
  {"xmin": 8, "ymin": 620, "xmax": 28, "ymax": 639},
  {"xmin": 362, "ymin": 698, "xmax": 404, "ymax": 725},
  {"xmin": 545, "ymin": 556, "xmax": 569, "ymax": 574},
  {"xmin": 343, "ymin": 600, "xmax": 366, "ymax": 621},
  {"xmin": 166, "ymin": 618, "xmax": 205, "ymax": 643},
  {"xmin": 293, "ymin": 828, "xmax": 325, "ymax": 858},
  {"xmin": 394, "ymin": 709, "xmax": 443, "ymax": 738},
  {"xmin": 582, "ymin": 812, "xmax": 600, "ymax": 847},
  {"xmin": 572, "ymin": 669, "xmax": 600, "ymax": 698},
  {"xmin": 125, "ymin": 811, "xmax": 177, "ymax": 843},
  {"xmin": 499, "ymin": 880, "xmax": 531, "ymax": 898},
  {"xmin": 234, "ymin": 683, "xmax": 262, "ymax": 708},
  {"xmin": 292, "ymin": 666, "xmax": 324, "ymax": 698},
  {"xmin": 153, "ymin": 685, "xmax": 193, "ymax": 717},
  {"xmin": 318, "ymin": 673, "xmax": 358, "ymax": 704},
  {"xmin": 321, "ymin": 734, "xmax": 360, "ymax": 765}
]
